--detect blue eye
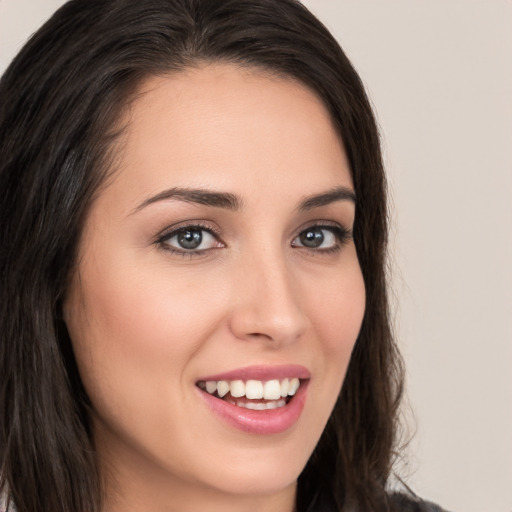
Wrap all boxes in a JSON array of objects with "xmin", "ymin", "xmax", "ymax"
[
  {"xmin": 292, "ymin": 225, "xmax": 349, "ymax": 251},
  {"xmin": 159, "ymin": 226, "xmax": 222, "ymax": 253}
]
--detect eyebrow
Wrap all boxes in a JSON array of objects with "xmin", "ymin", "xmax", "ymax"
[
  {"xmin": 131, "ymin": 187, "xmax": 243, "ymax": 214},
  {"xmin": 297, "ymin": 186, "xmax": 356, "ymax": 211},
  {"xmin": 131, "ymin": 184, "xmax": 355, "ymax": 215}
]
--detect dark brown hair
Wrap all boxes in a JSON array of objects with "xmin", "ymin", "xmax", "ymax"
[{"xmin": 0, "ymin": 1, "xmax": 403, "ymax": 511}]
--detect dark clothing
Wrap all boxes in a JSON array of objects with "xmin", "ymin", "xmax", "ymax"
[{"xmin": 304, "ymin": 490, "xmax": 449, "ymax": 512}]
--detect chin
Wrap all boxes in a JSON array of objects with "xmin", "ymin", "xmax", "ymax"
[
  {"xmin": 187, "ymin": 432, "xmax": 316, "ymax": 498},
  {"xmin": 197, "ymin": 459, "xmax": 301, "ymax": 498}
]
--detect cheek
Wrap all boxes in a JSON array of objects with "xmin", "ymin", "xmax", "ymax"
[
  {"xmin": 284, "ymin": 258, "xmax": 365, "ymax": 462},
  {"xmin": 303, "ymin": 256, "xmax": 366, "ymax": 417},
  {"xmin": 63, "ymin": 254, "xmax": 227, "ymax": 419},
  {"xmin": 64, "ymin": 264, "xmax": 239, "ymax": 483},
  {"xmin": 307, "ymin": 259, "xmax": 366, "ymax": 358}
]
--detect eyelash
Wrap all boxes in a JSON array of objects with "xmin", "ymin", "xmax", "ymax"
[
  {"xmin": 292, "ymin": 224, "xmax": 352, "ymax": 255},
  {"xmin": 155, "ymin": 222, "xmax": 352, "ymax": 257},
  {"xmin": 155, "ymin": 222, "xmax": 223, "ymax": 258}
]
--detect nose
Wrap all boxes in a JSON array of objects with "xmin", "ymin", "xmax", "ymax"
[{"xmin": 228, "ymin": 251, "xmax": 310, "ymax": 346}]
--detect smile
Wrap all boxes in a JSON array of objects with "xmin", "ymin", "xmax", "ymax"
[
  {"xmin": 197, "ymin": 378, "xmax": 301, "ymax": 410},
  {"xmin": 196, "ymin": 366, "xmax": 310, "ymax": 434}
]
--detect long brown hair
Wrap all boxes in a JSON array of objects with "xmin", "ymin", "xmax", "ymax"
[{"xmin": 0, "ymin": 1, "xmax": 404, "ymax": 511}]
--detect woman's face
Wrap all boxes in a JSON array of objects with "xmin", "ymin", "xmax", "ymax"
[{"xmin": 64, "ymin": 64, "xmax": 365, "ymax": 510}]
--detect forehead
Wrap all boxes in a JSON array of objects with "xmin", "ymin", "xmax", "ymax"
[{"xmin": 106, "ymin": 63, "xmax": 352, "ymax": 211}]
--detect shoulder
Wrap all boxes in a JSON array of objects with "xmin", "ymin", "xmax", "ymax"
[{"xmin": 303, "ymin": 490, "xmax": 450, "ymax": 512}]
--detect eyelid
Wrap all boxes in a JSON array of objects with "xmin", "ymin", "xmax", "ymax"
[
  {"xmin": 156, "ymin": 220, "xmax": 221, "ymax": 241},
  {"xmin": 291, "ymin": 221, "xmax": 352, "ymax": 251},
  {"xmin": 153, "ymin": 219, "xmax": 352, "ymax": 257},
  {"xmin": 294, "ymin": 220, "xmax": 352, "ymax": 237},
  {"xmin": 155, "ymin": 221, "xmax": 225, "ymax": 256}
]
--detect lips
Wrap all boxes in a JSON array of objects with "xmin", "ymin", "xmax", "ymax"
[
  {"xmin": 198, "ymin": 364, "xmax": 311, "ymax": 382},
  {"xmin": 196, "ymin": 365, "xmax": 310, "ymax": 434}
]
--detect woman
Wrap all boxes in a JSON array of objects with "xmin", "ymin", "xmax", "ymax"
[{"xmin": 0, "ymin": 1, "xmax": 446, "ymax": 511}]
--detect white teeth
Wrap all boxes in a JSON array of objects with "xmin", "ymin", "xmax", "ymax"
[
  {"xmin": 205, "ymin": 381, "xmax": 217, "ymax": 394},
  {"xmin": 288, "ymin": 378, "xmax": 300, "ymax": 396},
  {"xmin": 226, "ymin": 398, "xmax": 287, "ymax": 410},
  {"xmin": 245, "ymin": 380, "xmax": 263, "ymax": 399},
  {"xmin": 245, "ymin": 401, "xmax": 266, "ymax": 410},
  {"xmin": 263, "ymin": 379, "xmax": 282, "ymax": 400},
  {"xmin": 199, "ymin": 377, "xmax": 303, "ymax": 401},
  {"xmin": 280, "ymin": 378, "xmax": 289, "ymax": 397},
  {"xmin": 216, "ymin": 380, "xmax": 230, "ymax": 398},
  {"xmin": 230, "ymin": 380, "xmax": 245, "ymax": 398}
]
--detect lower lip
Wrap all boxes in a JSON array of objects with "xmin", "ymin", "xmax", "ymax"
[{"xmin": 198, "ymin": 381, "xmax": 309, "ymax": 435}]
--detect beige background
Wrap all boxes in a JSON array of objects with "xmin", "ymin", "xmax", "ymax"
[{"xmin": 1, "ymin": 1, "xmax": 511, "ymax": 511}]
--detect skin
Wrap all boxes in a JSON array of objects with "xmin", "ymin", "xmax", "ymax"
[{"xmin": 64, "ymin": 64, "xmax": 366, "ymax": 512}]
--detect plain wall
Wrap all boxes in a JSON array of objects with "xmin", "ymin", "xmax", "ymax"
[{"xmin": 1, "ymin": 1, "xmax": 511, "ymax": 511}]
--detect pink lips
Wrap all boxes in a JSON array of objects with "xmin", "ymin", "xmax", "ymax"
[
  {"xmin": 196, "ymin": 364, "xmax": 310, "ymax": 435},
  {"xmin": 198, "ymin": 364, "xmax": 311, "ymax": 382}
]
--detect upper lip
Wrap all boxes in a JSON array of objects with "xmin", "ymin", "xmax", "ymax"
[{"xmin": 197, "ymin": 364, "xmax": 311, "ymax": 383}]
